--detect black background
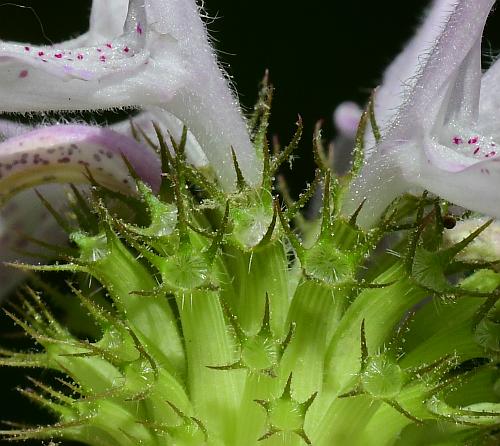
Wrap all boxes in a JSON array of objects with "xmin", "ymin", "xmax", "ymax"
[{"xmin": 0, "ymin": 0, "xmax": 500, "ymax": 443}]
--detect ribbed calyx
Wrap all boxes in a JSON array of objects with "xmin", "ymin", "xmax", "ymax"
[{"xmin": 0, "ymin": 80, "xmax": 499, "ymax": 445}]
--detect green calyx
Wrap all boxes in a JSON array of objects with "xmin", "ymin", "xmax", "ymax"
[{"xmin": 0, "ymin": 81, "xmax": 499, "ymax": 446}]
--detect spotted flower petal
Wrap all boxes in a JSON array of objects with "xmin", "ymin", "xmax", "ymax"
[
  {"xmin": 347, "ymin": 0, "xmax": 499, "ymax": 226},
  {"xmin": 0, "ymin": 0, "xmax": 259, "ymax": 189},
  {"xmin": 0, "ymin": 124, "xmax": 161, "ymax": 203}
]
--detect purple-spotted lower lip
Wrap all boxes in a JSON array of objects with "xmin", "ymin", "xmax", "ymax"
[
  {"xmin": 421, "ymin": 134, "xmax": 500, "ymax": 174},
  {"xmin": 0, "ymin": 124, "xmax": 161, "ymax": 201}
]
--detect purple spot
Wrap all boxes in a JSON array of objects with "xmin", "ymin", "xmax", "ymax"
[
  {"xmin": 106, "ymin": 43, "xmax": 112, "ymax": 49},
  {"xmin": 18, "ymin": 70, "xmax": 28, "ymax": 79},
  {"xmin": 136, "ymin": 23, "xmax": 143, "ymax": 35},
  {"xmin": 99, "ymin": 55, "xmax": 106, "ymax": 62},
  {"xmin": 452, "ymin": 136, "xmax": 463, "ymax": 145},
  {"xmin": 96, "ymin": 48, "xmax": 102, "ymax": 52},
  {"xmin": 468, "ymin": 137, "xmax": 478, "ymax": 144},
  {"xmin": 54, "ymin": 53, "xmax": 63, "ymax": 59},
  {"xmin": 123, "ymin": 46, "xmax": 130, "ymax": 53},
  {"xmin": 77, "ymin": 54, "xmax": 84, "ymax": 60},
  {"xmin": 24, "ymin": 46, "xmax": 30, "ymax": 52},
  {"xmin": 473, "ymin": 147, "xmax": 480, "ymax": 155},
  {"xmin": 38, "ymin": 51, "xmax": 44, "ymax": 56}
]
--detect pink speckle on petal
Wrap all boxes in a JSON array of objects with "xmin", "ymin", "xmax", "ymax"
[
  {"xmin": 24, "ymin": 46, "xmax": 30, "ymax": 52},
  {"xmin": 136, "ymin": 23, "xmax": 143, "ymax": 34},
  {"xmin": 106, "ymin": 43, "xmax": 112, "ymax": 49},
  {"xmin": 77, "ymin": 54, "xmax": 84, "ymax": 60},
  {"xmin": 474, "ymin": 147, "xmax": 480, "ymax": 155},
  {"xmin": 54, "ymin": 53, "xmax": 63, "ymax": 59},
  {"xmin": 96, "ymin": 48, "xmax": 102, "ymax": 52},
  {"xmin": 468, "ymin": 137, "xmax": 478, "ymax": 144},
  {"xmin": 123, "ymin": 46, "xmax": 130, "ymax": 53},
  {"xmin": 452, "ymin": 136, "xmax": 463, "ymax": 145},
  {"xmin": 38, "ymin": 51, "xmax": 44, "ymax": 56},
  {"xmin": 99, "ymin": 55, "xmax": 106, "ymax": 62},
  {"xmin": 18, "ymin": 70, "xmax": 28, "ymax": 78}
]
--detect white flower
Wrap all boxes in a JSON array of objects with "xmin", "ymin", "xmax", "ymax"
[
  {"xmin": 0, "ymin": 0, "xmax": 259, "ymax": 189},
  {"xmin": 345, "ymin": 0, "xmax": 500, "ymax": 227}
]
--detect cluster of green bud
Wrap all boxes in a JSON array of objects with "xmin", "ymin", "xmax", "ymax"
[{"xmin": 0, "ymin": 79, "xmax": 498, "ymax": 445}]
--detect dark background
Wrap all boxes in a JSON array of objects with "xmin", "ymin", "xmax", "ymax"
[{"xmin": 0, "ymin": 0, "xmax": 499, "ymax": 443}]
